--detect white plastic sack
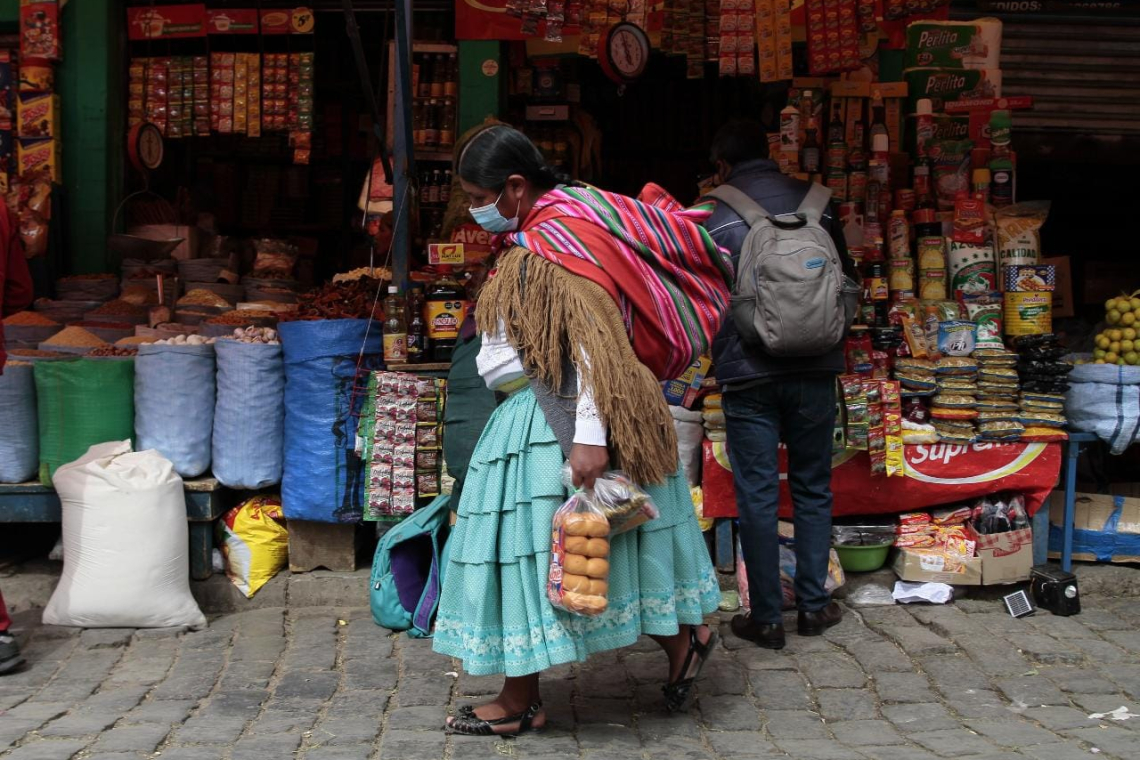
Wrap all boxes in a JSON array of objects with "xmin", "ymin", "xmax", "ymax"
[
  {"xmin": 670, "ymin": 405, "xmax": 705, "ymax": 487},
  {"xmin": 1065, "ymin": 359, "xmax": 1140, "ymax": 456},
  {"xmin": 42, "ymin": 441, "xmax": 206, "ymax": 629}
]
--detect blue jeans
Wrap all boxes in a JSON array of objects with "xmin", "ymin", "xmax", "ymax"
[{"xmin": 723, "ymin": 377, "xmax": 837, "ymax": 625}]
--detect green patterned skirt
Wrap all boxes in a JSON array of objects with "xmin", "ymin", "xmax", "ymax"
[{"xmin": 433, "ymin": 386, "xmax": 720, "ymax": 677}]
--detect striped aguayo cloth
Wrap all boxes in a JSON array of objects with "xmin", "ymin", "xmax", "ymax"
[{"xmin": 502, "ymin": 184, "xmax": 734, "ymax": 381}]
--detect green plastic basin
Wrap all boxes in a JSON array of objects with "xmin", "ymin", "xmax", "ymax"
[{"xmin": 833, "ymin": 542, "xmax": 893, "ymax": 572}]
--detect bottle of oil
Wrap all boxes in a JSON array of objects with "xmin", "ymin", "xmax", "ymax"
[
  {"xmin": 426, "ymin": 267, "xmax": 468, "ymax": 362},
  {"xmin": 382, "ymin": 286, "xmax": 408, "ymax": 364}
]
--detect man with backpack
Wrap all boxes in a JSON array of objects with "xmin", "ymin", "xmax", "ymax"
[{"xmin": 703, "ymin": 120, "xmax": 859, "ymax": 650}]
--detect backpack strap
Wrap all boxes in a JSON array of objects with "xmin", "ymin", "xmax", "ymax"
[
  {"xmin": 796, "ymin": 182, "xmax": 833, "ymax": 223},
  {"xmin": 707, "ymin": 185, "xmax": 772, "ymax": 227}
]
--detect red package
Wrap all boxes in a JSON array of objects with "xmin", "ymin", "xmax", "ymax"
[
  {"xmin": 895, "ymin": 533, "xmax": 937, "ymax": 549},
  {"xmin": 931, "ymin": 505, "xmax": 973, "ymax": 525},
  {"xmin": 21, "ymin": 0, "xmax": 60, "ymax": 61},
  {"xmin": 899, "ymin": 511, "xmax": 932, "ymax": 526}
]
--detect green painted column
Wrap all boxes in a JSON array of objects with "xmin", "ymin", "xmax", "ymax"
[
  {"xmin": 56, "ymin": 0, "xmax": 122, "ymax": 274},
  {"xmin": 458, "ymin": 41, "xmax": 501, "ymax": 135}
]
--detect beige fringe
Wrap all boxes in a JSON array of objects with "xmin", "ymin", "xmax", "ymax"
[{"xmin": 477, "ymin": 246, "xmax": 677, "ymax": 485}]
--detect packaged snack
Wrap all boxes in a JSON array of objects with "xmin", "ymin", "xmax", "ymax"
[
  {"xmin": 896, "ymin": 372, "xmax": 938, "ymax": 392},
  {"xmin": 573, "ymin": 467, "xmax": 660, "ymax": 536},
  {"xmin": 964, "ymin": 299, "xmax": 1003, "ymax": 349},
  {"xmin": 933, "ymin": 394, "xmax": 976, "ymax": 409},
  {"xmin": 895, "ymin": 357, "xmax": 937, "ymax": 374},
  {"xmin": 994, "ymin": 201, "xmax": 1050, "ymax": 267},
  {"xmin": 895, "ymin": 532, "xmax": 938, "ymax": 549},
  {"xmin": 1018, "ymin": 412, "xmax": 1066, "ymax": 429},
  {"xmin": 846, "ymin": 329, "xmax": 874, "ymax": 374},
  {"xmin": 919, "ymin": 270, "xmax": 949, "ymax": 301},
  {"xmin": 938, "ymin": 320, "xmax": 977, "ymax": 356},
  {"xmin": 932, "ymin": 505, "xmax": 973, "ymax": 526},
  {"xmin": 949, "ymin": 241, "xmax": 998, "ymax": 298},
  {"xmin": 935, "ymin": 356, "xmax": 978, "ymax": 375},
  {"xmin": 929, "ymin": 139, "xmax": 974, "ymax": 210},
  {"xmin": 931, "ymin": 406, "xmax": 979, "ymax": 420},
  {"xmin": 902, "ymin": 419, "xmax": 939, "ymax": 444},
  {"xmin": 917, "ymin": 236, "xmax": 946, "ymax": 271},
  {"xmin": 548, "ymin": 492, "xmax": 611, "ymax": 617},
  {"xmin": 978, "ymin": 366, "xmax": 1018, "ymax": 382},
  {"xmin": 901, "ymin": 315, "xmax": 930, "ymax": 359},
  {"xmin": 899, "ymin": 512, "xmax": 932, "ymax": 526},
  {"xmin": 1020, "ymin": 426, "xmax": 1068, "ymax": 442},
  {"xmin": 976, "ymin": 399, "xmax": 1018, "ymax": 413}
]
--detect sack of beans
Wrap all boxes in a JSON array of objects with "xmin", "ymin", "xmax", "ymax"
[
  {"xmin": 0, "ymin": 361, "xmax": 38, "ymax": 483},
  {"xmin": 135, "ymin": 343, "xmax": 217, "ymax": 478},
  {"xmin": 35, "ymin": 358, "xmax": 135, "ymax": 486},
  {"xmin": 213, "ymin": 337, "xmax": 285, "ymax": 489},
  {"xmin": 2, "ymin": 310, "xmax": 62, "ymax": 345},
  {"xmin": 279, "ymin": 319, "xmax": 382, "ymax": 522}
]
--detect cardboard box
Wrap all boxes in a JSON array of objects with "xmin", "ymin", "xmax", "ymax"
[
  {"xmin": 16, "ymin": 136, "xmax": 58, "ymax": 181},
  {"xmin": 966, "ymin": 525, "xmax": 1034, "ymax": 585},
  {"xmin": 662, "ymin": 355, "xmax": 712, "ymax": 409},
  {"xmin": 17, "ymin": 92, "xmax": 59, "ymax": 138},
  {"xmin": 893, "ymin": 548, "xmax": 983, "ymax": 585},
  {"xmin": 1047, "ymin": 489, "xmax": 1140, "ymax": 564},
  {"xmin": 1044, "ymin": 256, "xmax": 1074, "ymax": 318}
]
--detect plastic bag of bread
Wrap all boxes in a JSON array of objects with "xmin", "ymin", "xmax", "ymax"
[
  {"xmin": 547, "ymin": 491, "xmax": 611, "ymax": 617},
  {"xmin": 560, "ymin": 465, "xmax": 660, "ymax": 535}
]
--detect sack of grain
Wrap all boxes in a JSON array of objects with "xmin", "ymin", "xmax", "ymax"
[
  {"xmin": 135, "ymin": 343, "xmax": 216, "ymax": 478},
  {"xmin": 280, "ymin": 319, "xmax": 382, "ymax": 522},
  {"xmin": 35, "ymin": 358, "xmax": 135, "ymax": 485},
  {"xmin": 0, "ymin": 362, "xmax": 38, "ymax": 483},
  {"xmin": 213, "ymin": 339, "xmax": 285, "ymax": 489}
]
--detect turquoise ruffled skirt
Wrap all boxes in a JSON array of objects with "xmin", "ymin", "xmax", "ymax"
[{"xmin": 433, "ymin": 387, "xmax": 720, "ymax": 677}]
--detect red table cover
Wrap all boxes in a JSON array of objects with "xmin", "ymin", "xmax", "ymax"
[{"xmin": 702, "ymin": 440, "xmax": 1061, "ymax": 520}]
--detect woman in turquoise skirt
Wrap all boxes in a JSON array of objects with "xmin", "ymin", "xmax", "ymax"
[{"xmin": 433, "ymin": 127, "xmax": 732, "ymax": 737}]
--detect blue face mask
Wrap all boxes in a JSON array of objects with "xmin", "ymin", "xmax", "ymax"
[{"xmin": 469, "ymin": 190, "xmax": 520, "ymax": 233}]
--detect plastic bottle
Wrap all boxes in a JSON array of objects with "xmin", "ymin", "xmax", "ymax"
[
  {"xmin": 430, "ymin": 54, "xmax": 446, "ymax": 98},
  {"xmin": 888, "ymin": 210, "xmax": 910, "ymax": 259},
  {"xmin": 444, "ymin": 52, "xmax": 459, "ymax": 97},
  {"xmin": 869, "ymin": 133, "xmax": 890, "ymax": 185},
  {"xmin": 406, "ymin": 288, "xmax": 428, "ymax": 364},
  {"xmin": 424, "ymin": 100, "xmax": 440, "ymax": 147},
  {"xmin": 440, "ymin": 100, "xmax": 456, "ymax": 148},
  {"xmin": 989, "ymin": 110, "xmax": 1014, "ymax": 208},
  {"xmin": 779, "ymin": 104, "xmax": 801, "ymax": 154},
  {"xmin": 426, "ymin": 267, "xmax": 468, "ymax": 362},
  {"xmin": 869, "ymin": 261, "xmax": 889, "ymax": 302},
  {"xmin": 972, "ymin": 167, "xmax": 991, "ymax": 205},
  {"xmin": 440, "ymin": 170, "xmax": 452, "ymax": 205},
  {"xmin": 801, "ymin": 118, "xmax": 821, "ymax": 174},
  {"xmin": 383, "ymin": 286, "xmax": 408, "ymax": 364},
  {"xmin": 914, "ymin": 98, "xmax": 934, "ymax": 159}
]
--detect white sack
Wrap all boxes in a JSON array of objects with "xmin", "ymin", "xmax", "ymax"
[{"xmin": 42, "ymin": 441, "xmax": 206, "ymax": 629}]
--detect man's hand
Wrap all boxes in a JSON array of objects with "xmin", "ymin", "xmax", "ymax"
[{"xmin": 569, "ymin": 443, "xmax": 609, "ymax": 490}]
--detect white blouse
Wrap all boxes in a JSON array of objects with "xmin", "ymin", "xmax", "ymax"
[{"xmin": 476, "ymin": 320, "xmax": 607, "ymax": 447}]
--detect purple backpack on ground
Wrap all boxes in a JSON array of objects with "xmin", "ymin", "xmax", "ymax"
[{"xmin": 369, "ymin": 494, "xmax": 450, "ymax": 637}]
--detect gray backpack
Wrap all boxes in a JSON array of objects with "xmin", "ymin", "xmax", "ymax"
[{"xmin": 709, "ymin": 183, "xmax": 860, "ymax": 357}]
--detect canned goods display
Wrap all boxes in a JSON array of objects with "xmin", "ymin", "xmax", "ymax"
[{"xmin": 1003, "ymin": 291, "xmax": 1053, "ymax": 336}]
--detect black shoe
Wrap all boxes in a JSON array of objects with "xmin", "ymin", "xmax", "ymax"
[
  {"xmin": 730, "ymin": 614, "xmax": 786, "ymax": 650},
  {"xmin": 0, "ymin": 634, "xmax": 24, "ymax": 675},
  {"xmin": 798, "ymin": 602, "xmax": 843, "ymax": 636}
]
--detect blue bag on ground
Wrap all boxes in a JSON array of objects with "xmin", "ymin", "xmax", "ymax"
[
  {"xmin": 135, "ymin": 343, "xmax": 216, "ymax": 477},
  {"xmin": 0, "ymin": 363, "xmax": 38, "ymax": 482},
  {"xmin": 280, "ymin": 319, "xmax": 382, "ymax": 523},
  {"xmin": 1065, "ymin": 359, "xmax": 1140, "ymax": 456},
  {"xmin": 370, "ymin": 494, "xmax": 450, "ymax": 637},
  {"xmin": 213, "ymin": 339, "xmax": 285, "ymax": 489}
]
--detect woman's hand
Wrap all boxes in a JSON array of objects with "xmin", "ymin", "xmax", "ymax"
[{"xmin": 569, "ymin": 443, "xmax": 609, "ymax": 490}]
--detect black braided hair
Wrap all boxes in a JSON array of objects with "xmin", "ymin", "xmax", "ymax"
[{"xmin": 457, "ymin": 125, "xmax": 574, "ymax": 193}]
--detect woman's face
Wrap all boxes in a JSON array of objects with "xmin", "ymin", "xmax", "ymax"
[{"xmin": 461, "ymin": 174, "xmax": 533, "ymax": 231}]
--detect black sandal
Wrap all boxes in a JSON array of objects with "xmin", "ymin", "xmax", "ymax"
[
  {"xmin": 663, "ymin": 625, "xmax": 719, "ymax": 713},
  {"xmin": 446, "ymin": 701, "xmax": 544, "ymax": 737},
  {"xmin": 456, "ymin": 699, "xmax": 541, "ymax": 718}
]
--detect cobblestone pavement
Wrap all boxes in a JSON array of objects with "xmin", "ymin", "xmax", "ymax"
[{"xmin": 2, "ymin": 597, "xmax": 1140, "ymax": 760}]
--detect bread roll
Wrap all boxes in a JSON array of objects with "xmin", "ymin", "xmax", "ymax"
[
  {"xmin": 564, "ymin": 554, "xmax": 589, "ymax": 575},
  {"xmin": 583, "ymin": 538, "xmax": 610, "ymax": 558},
  {"xmin": 564, "ymin": 536, "xmax": 588, "ymax": 554},
  {"xmin": 587, "ymin": 579, "xmax": 608, "ymax": 596},
  {"xmin": 564, "ymin": 513, "xmax": 609, "ymax": 538},
  {"xmin": 561, "ymin": 573, "xmax": 590, "ymax": 593},
  {"xmin": 563, "ymin": 591, "xmax": 608, "ymax": 615},
  {"xmin": 585, "ymin": 558, "xmax": 610, "ymax": 579}
]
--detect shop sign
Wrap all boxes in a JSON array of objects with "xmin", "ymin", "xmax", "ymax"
[
  {"xmin": 978, "ymin": 1, "xmax": 1140, "ymax": 14},
  {"xmin": 207, "ymin": 9, "xmax": 259, "ymax": 35},
  {"xmin": 427, "ymin": 243, "xmax": 465, "ymax": 266},
  {"xmin": 260, "ymin": 8, "xmax": 315, "ymax": 35},
  {"xmin": 127, "ymin": 4, "xmax": 207, "ymax": 40}
]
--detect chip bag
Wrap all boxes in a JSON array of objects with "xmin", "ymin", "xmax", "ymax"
[
  {"xmin": 216, "ymin": 495, "xmax": 289, "ymax": 598},
  {"xmin": 548, "ymin": 491, "xmax": 611, "ymax": 617}
]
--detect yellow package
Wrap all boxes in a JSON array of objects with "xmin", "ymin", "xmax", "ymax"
[
  {"xmin": 217, "ymin": 495, "xmax": 289, "ymax": 598},
  {"xmin": 692, "ymin": 486, "xmax": 714, "ymax": 532}
]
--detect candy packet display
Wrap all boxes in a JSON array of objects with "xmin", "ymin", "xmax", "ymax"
[{"xmin": 548, "ymin": 491, "xmax": 611, "ymax": 617}]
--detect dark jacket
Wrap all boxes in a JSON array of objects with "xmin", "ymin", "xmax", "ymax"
[
  {"xmin": 0, "ymin": 207, "xmax": 32, "ymax": 373},
  {"xmin": 704, "ymin": 159, "xmax": 856, "ymax": 386}
]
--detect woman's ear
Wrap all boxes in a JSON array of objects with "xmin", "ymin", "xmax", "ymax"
[{"xmin": 505, "ymin": 174, "xmax": 528, "ymax": 203}]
